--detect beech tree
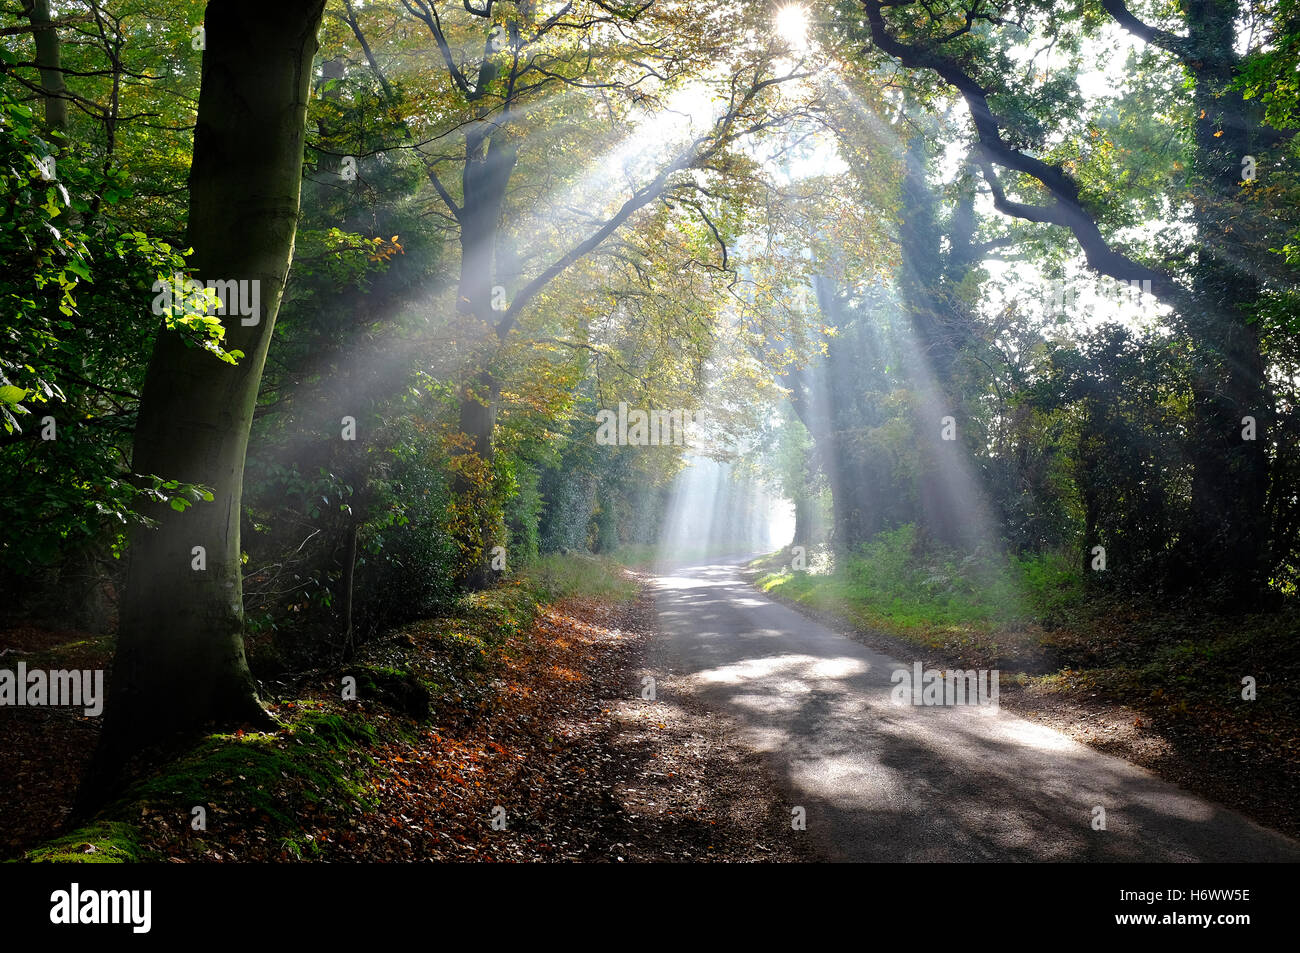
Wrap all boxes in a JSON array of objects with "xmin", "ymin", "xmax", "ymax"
[
  {"xmin": 86, "ymin": 0, "xmax": 327, "ymax": 788},
  {"xmin": 338, "ymin": 0, "xmax": 818, "ymax": 583}
]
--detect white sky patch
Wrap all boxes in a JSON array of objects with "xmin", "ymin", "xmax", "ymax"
[
  {"xmin": 926, "ymin": 25, "xmax": 1183, "ymax": 336},
  {"xmin": 775, "ymin": 4, "xmax": 811, "ymax": 52},
  {"xmin": 1075, "ymin": 25, "xmax": 1146, "ymax": 99},
  {"xmin": 783, "ymin": 135, "xmax": 849, "ymax": 180},
  {"xmin": 980, "ymin": 257, "xmax": 1173, "ymax": 335},
  {"xmin": 1002, "ymin": 21, "xmax": 1144, "ymax": 101},
  {"xmin": 628, "ymin": 81, "xmax": 720, "ymax": 144}
]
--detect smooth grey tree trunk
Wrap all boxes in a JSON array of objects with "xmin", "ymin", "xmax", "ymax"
[
  {"xmin": 21, "ymin": 0, "xmax": 68, "ymax": 135},
  {"xmin": 84, "ymin": 0, "xmax": 326, "ymax": 797}
]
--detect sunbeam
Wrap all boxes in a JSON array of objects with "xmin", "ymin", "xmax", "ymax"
[{"xmin": 5, "ymin": 0, "xmax": 1297, "ymax": 886}]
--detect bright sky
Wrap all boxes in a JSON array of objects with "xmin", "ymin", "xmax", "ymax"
[
  {"xmin": 628, "ymin": 4, "xmax": 1171, "ymax": 335},
  {"xmin": 775, "ymin": 4, "xmax": 811, "ymax": 52}
]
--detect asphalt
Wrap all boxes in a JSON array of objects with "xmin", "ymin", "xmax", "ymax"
[{"xmin": 650, "ymin": 558, "xmax": 1300, "ymax": 862}]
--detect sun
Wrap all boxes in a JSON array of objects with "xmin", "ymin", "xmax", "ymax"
[{"xmin": 775, "ymin": 4, "xmax": 810, "ymax": 51}]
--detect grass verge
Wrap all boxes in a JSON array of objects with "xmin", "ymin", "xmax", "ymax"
[{"xmin": 749, "ymin": 525, "xmax": 1300, "ymax": 813}]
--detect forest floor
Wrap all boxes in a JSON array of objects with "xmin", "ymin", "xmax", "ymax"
[
  {"xmin": 15, "ymin": 549, "xmax": 1290, "ymax": 861},
  {"xmin": 2, "ymin": 567, "xmax": 814, "ymax": 862},
  {"xmin": 747, "ymin": 552, "xmax": 1300, "ymax": 842}
]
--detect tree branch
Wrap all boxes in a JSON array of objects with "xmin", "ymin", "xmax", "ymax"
[
  {"xmin": 863, "ymin": 0, "xmax": 1185, "ymax": 308},
  {"xmin": 1098, "ymin": 0, "xmax": 1198, "ymax": 67}
]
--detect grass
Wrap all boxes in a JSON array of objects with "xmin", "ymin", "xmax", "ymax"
[
  {"xmin": 524, "ymin": 552, "xmax": 639, "ymax": 604},
  {"xmin": 753, "ymin": 525, "xmax": 1084, "ymax": 665},
  {"xmin": 748, "ymin": 524, "xmax": 1300, "ymax": 753}
]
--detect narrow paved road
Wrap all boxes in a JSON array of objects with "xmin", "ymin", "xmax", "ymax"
[{"xmin": 651, "ymin": 559, "xmax": 1300, "ymax": 862}]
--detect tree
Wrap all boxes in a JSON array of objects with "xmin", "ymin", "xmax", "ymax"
[
  {"xmin": 338, "ymin": 0, "xmax": 816, "ymax": 584},
  {"xmin": 18, "ymin": 0, "xmax": 67, "ymax": 135},
  {"xmin": 85, "ymin": 0, "xmax": 327, "ymax": 793},
  {"xmin": 856, "ymin": 0, "xmax": 1298, "ymax": 598}
]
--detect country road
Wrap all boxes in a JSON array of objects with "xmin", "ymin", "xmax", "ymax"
[{"xmin": 650, "ymin": 559, "xmax": 1300, "ymax": 862}]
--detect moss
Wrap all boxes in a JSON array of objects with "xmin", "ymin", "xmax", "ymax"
[
  {"xmin": 126, "ymin": 711, "xmax": 379, "ymax": 829},
  {"xmin": 26, "ymin": 821, "xmax": 142, "ymax": 864},
  {"xmin": 344, "ymin": 665, "xmax": 430, "ymax": 719},
  {"xmin": 21, "ymin": 709, "xmax": 383, "ymax": 864}
]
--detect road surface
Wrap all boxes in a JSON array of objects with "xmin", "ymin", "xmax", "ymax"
[{"xmin": 651, "ymin": 558, "xmax": 1300, "ymax": 862}]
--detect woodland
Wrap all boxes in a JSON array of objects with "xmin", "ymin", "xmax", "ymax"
[{"xmin": 1, "ymin": 0, "xmax": 1299, "ymax": 863}]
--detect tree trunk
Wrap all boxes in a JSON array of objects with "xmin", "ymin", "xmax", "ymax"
[
  {"xmin": 450, "ymin": 123, "xmax": 517, "ymax": 587},
  {"xmin": 83, "ymin": 0, "xmax": 325, "ymax": 797},
  {"xmin": 791, "ymin": 494, "xmax": 813, "ymax": 548},
  {"xmin": 340, "ymin": 515, "xmax": 359, "ymax": 662},
  {"xmin": 452, "ymin": 368, "xmax": 502, "ymax": 588},
  {"xmin": 1183, "ymin": 0, "xmax": 1271, "ymax": 600},
  {"xmin": 21, "ymin": 0, "xmax": 68, "ymax": 136},
  {"xmin": 456, "ymin": 126, "xmax": 516, "ymax": 317}
]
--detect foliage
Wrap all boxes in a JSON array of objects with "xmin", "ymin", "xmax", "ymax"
[
  {"xmin": 0, "ymin": 89, "xmax": 223, "ymax": 580},
  {"xmin": 758, "ymin": 524, "xmax": 1084, "ymax": 640}
]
